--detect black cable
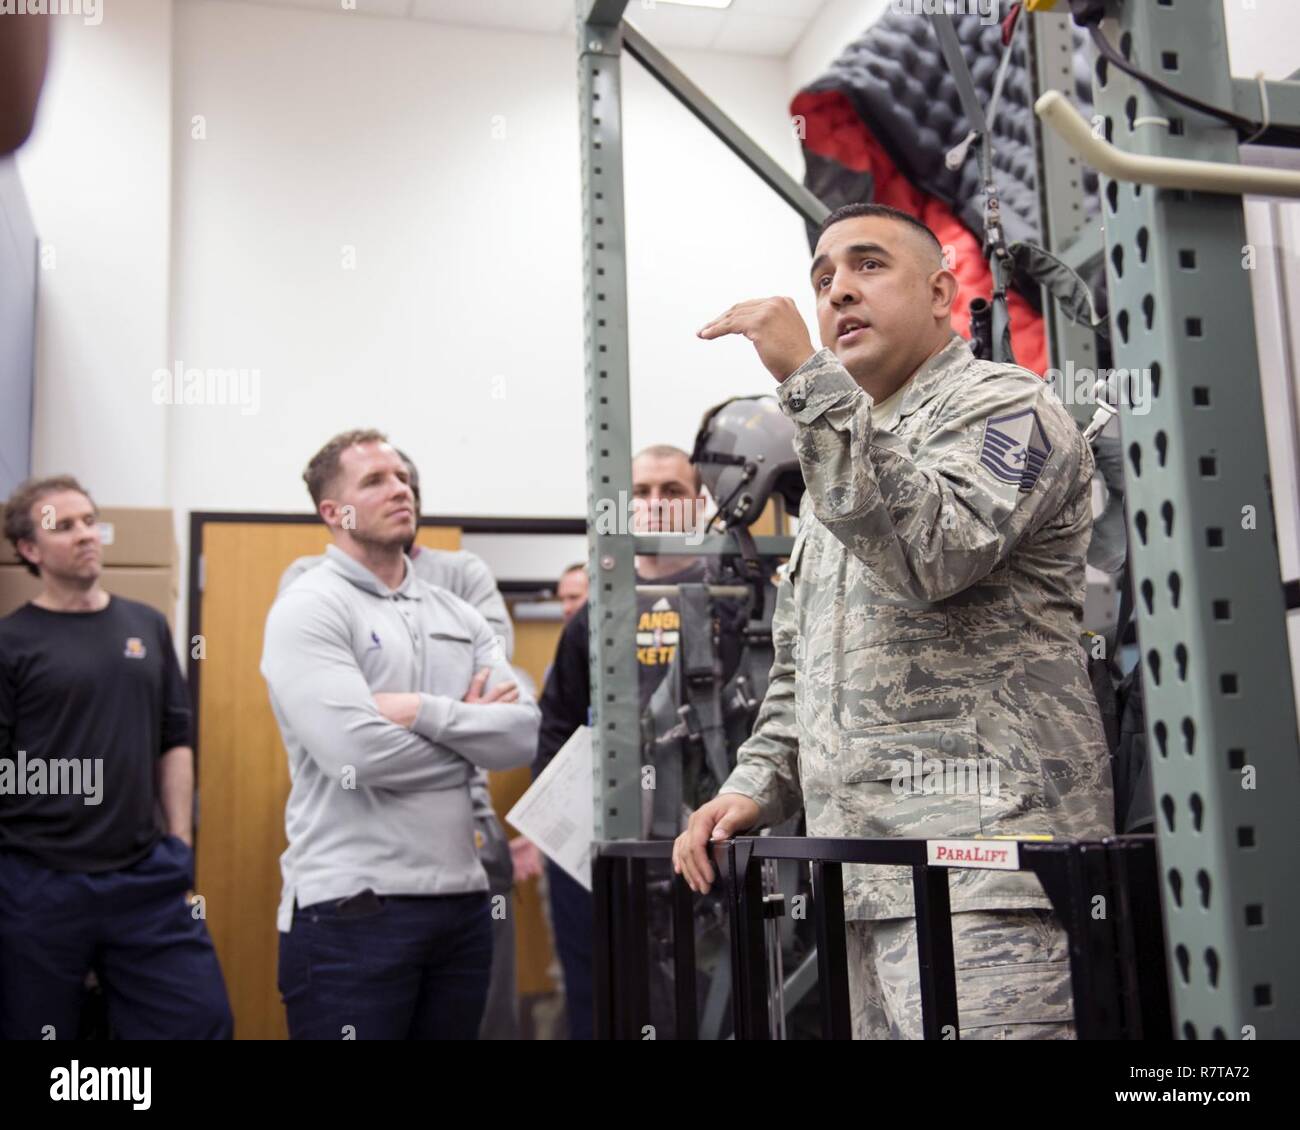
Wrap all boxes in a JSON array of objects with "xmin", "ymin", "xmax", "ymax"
[{"xmin": 1089, "ymin": 26, "xmax": 1300, "ymax": 144}]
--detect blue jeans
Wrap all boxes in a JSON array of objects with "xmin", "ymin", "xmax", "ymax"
[
  {"xmin": 0, "ymin": 836, "xmax": 233, "ymax": 1040},
  {"xmin": 279, "ymin": 890, "xmax": 491, "ymax": 1040}
]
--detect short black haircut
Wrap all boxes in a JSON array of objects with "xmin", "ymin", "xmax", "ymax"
[
  {"xmin": 815, "ymin": 203, "xmax": 943, "ymax": 261},
  {"xmin": 633, "ymin": 443, "xmax": 703, "ymax": 493}
]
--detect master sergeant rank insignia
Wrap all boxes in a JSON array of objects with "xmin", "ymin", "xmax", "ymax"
[{"xmin": 980, "ymin": 408, "xmax": 1052, "ymax": 493}]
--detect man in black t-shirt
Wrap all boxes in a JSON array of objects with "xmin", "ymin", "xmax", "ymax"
[
  {"xmin": 0, "ymin": 476, "xmax": 232, "ymax": 1039},
  {"xmin": 532, "ymin": 445, "xmax": 713, "ymax": 1040}
]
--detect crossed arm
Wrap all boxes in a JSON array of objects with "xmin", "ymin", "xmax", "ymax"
[{"xmin": 263, "ymin": 594, "xmax": 538, "ymax": 789}]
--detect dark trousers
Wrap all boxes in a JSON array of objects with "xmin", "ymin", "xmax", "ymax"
[
  {"xmin": 546, "ymin": 860, "xmax": 593, "ymax": 1040},
  {"xmin": 480, "ymin": 890, "xmax": 519, "ymax": 1040},
  {"xmin": 0, "ymin": 836, "xmax": 233, "ymax": 1040},
  {"xmin": 279, "ymin": 890, "xmax": 491, "ymax": 1040}
]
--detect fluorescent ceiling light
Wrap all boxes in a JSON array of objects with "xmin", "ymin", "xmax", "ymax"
[{"xmin": 645, "ymin": 0, "xmax": 734, "ymax": 9}]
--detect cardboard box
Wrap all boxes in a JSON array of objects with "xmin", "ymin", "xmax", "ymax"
[
  {"xmin": 95, "ymin": 509, "xmax": 177, "ymax": 569},
  {"xmin": 0, "ymin": 506, "xmax": 176, "ymax": 568},
  {"xmin": 0, "ymin": 565, "xmax": 177, "ymax": 630}
]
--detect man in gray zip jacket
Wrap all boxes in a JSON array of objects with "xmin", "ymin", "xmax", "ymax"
[
  {"xmin": 277, "ymin": 449, "xmax": 522, "ymax": 1040},
  {"xmin": 262, "ymin": 429, "xmax": 539, "ymax": 1040}
]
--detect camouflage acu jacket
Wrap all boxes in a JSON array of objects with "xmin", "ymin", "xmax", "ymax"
[{"xmin": 718, "ymin": 334, "xmax": 1114, "ymax": 920}]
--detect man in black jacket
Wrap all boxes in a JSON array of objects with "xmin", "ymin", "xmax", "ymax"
[{"xmin": 537, "ymin": 445, "xmax": 707, "ymax": 1040}]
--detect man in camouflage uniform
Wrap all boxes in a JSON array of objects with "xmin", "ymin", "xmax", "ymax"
[{"xmin": 674, "ymin": 203, "xmax": 1112, "ymax": 1039}]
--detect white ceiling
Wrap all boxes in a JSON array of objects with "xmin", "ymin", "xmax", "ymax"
[{"xmin": 208, "ymin": 0, "xmax": 831, "ymax": 57}]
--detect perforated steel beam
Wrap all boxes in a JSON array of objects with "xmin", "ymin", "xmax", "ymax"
[
  {"xmin": 579, "ymin": 11, "xmax": 641, "ymax": 840},
  {"xmin": 577, "ymin": 2, "xmax": 800, "ymax": 840},
  {"xmin": 1094, "ymin": 0, "xmax": 1300, "ymax": 1039},
  {"xmin": 1029, "ymin": 9, "xmax": 1100, "ymax": 426}
]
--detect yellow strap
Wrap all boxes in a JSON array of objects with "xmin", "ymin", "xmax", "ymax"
[{"xmin": 975, "ymin": 833, "xmax": 1056, "ymax": 841}]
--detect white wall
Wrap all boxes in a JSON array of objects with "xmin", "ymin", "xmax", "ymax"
[
  {"xmin": 11, "ymin": 0, "xmax": 829, "ymax": 635},
  {"xmin": 1225, "ymin": 0, "xmax": 1300, "ymax": 721},
  {"xmin": 15, "ymin": 0, "xmax": 173, "ymax": 506},
  {"xmin": 787, "ymin": 0, "xmax": 888, "ymax": 94},
  {"xmin": 16, "ymin": 0, "xmax": 1300, "ymax": 655},
  {"xmin": 622, "ymin": 43, "xmax": 812, "ymax": 453},
  {"xmin": 1224, "ymin": 0, "xmax": 1300, "ymax": 80},
  {"xmin": 165, "ymin": 0, "xmax": 812, "ymax": 525},
  {"xmin": 14, "ymin": 0, "xmax": 865, "ymax": 537}
]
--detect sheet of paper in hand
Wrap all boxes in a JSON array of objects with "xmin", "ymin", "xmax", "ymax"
[{"xmin": 506, "ymin": 725, "xmax": 594, "ymax": 891}]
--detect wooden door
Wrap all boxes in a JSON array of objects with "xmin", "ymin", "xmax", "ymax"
[
  {"xmin": 195, "ymin": 522, "xmax": 463, "ymax": 1039},
  {"xmin": 494, "ymin": 617, "xmax": 564, "ymax": 999}
]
